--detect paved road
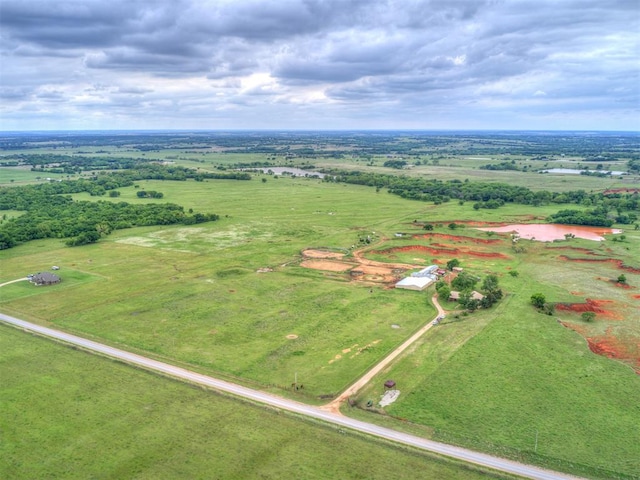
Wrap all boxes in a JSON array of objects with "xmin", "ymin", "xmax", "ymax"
[{"xmin": 0, "ymin": 312, "xmax": 583, "ymax": 480}]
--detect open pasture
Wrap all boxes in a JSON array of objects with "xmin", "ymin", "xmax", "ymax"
[
  {"xmin": 1, "ymin": 143, "xmax": 639, "ymax": 478},
  {"xmin": 0, "ymin": 326, "xmax": 500, "ymax": 480}
]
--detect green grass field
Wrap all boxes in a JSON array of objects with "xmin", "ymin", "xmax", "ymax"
[
  {"xmin": 1, "ymin": 158, "xmax": 639, "ymax": 478},
  {"xmin": 0, "ymin": 325, "xmax": 507, "ymax": 480}
]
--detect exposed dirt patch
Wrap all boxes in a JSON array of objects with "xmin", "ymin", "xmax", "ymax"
[
  {"xmin": 435, "ymin": 220, "xmax": 509, "ymax": 227},
  {"xmin": 302, "ymin": 249, "xmax": 345, "ymax": 259},
  {"xmin": 562, "ymin": 324, "xmax": 639, "ymax": 373},
  {"xmin": 286, "ymin": 334, "xmax": 298, "ymax": 340},
  {"xmin": 555, "ymin": 298, "xmax": 622, "ymax": 320},
  {"xmin": 586, "ymin": 334, "xmax": 640, "ymax": 373},
  {"xmin": 373, "ymin": 245, "xmax": 509, "ymax": 260},
  {"xmin": 558, "ymin": 255, "xmax": 640, "ymax": 274},
  {"xmin": 633, "ymin": 294, "xmax": 640, "ymax": 299},
  {"xmin": 603, "ymin": 188, "xmax": 640, "ymax": 195},
  {"xmin": 300, "ymin": 259, "xmax": 355, "ymax": 272},
  {"xmin": 412, "ymin": 233, "xmax": 502, "ymax": 244},
  {"xmin": 546, "ymin": 246, "xmax": 602, "ymax": 256}
]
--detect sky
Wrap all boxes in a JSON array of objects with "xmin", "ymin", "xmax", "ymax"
[{"xmin": 1, "ymin": 0, "xmax": 639, "ymax": 131}]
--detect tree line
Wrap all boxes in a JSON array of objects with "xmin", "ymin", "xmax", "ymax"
[
  {"xmin": 323, "ymin": 169, "xmax": 638, "ymax": 224},
  {"xmin": 0, "ymin": 164, "xmax": 239, "ymax": 249}
]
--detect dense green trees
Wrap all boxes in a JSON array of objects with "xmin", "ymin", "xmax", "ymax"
[
  {"xmin": 323, "ymin": 169, "xmax": 637, "ymax": 222},
  {"xmin": 0, "ymin": 165, "xmax": 229, "ymax": 249},
  {"xmin": 546, "ymin": 208, "xmax": 613, "ymax": 227}
]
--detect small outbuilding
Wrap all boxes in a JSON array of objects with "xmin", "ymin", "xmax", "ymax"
[{"xmin": 384, "ymin": 380, "xmax": 396, "ymax": 389}]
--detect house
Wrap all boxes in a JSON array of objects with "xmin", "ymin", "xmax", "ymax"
[
  {"xmin": 31, "ymin": 272, "xmax": 61, "ymax": 286},
  {"xmin": 449, "ymin": 290, "xmax": 485, "ymax": 302}
]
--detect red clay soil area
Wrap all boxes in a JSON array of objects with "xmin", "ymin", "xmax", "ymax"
[
  {"xmin": 603, "ymin": 188, "xmax": 640, "ymax": 195},
  {"xmin": 555, "ymin": 299, "xmax": 622, "ymax": 320},
  {"xmin": 586, "ymin": 330, "xmax": 640, "ymax": 373},
  {"xmin": 412, "ymin": 233, "xmax": 503, "ymax": 244},
  {"xmin": 558, "ymin": 255, "xmax": 640, "ymax": 274},
  {"xmin": 374, "ymin": 245, "xmax": 509, "ymax": 260},
  {"xmin": 546, "ymin": 246, "xmax": 602, "ymax": 256}
]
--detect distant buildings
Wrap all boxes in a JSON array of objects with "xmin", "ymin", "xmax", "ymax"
[{"xmin": 395, "ymin": 265, "xmax": 441, "ymax": 291}]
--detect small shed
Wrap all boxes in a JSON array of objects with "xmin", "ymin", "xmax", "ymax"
[{"xmin": 384, "ymin": 379, "xmax": 396, "ymax": 389}]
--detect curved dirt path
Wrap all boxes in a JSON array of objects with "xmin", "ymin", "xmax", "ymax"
[
  {"xmin": 0, "ymin": 277, "xmax": 28, "ymax": 288},
  {"xmin": 321, "ymin": 294, "xmax": 446, "ymax": 414},
  {"xmin": 350, "ymin": 238, "xmax": 423, "ymax": 271}
]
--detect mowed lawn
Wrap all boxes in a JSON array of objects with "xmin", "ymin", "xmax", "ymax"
[{"xmin": 0, "ymin": 326, "xmax": 505, "ymax": 480}]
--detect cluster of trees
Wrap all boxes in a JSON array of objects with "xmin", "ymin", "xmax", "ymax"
[
  {"xmin": 323, "ymin": 169, "xmax": 638, "ymax": 225},
  {"xmin": 436, "ymin": 270, "xmax": 503, "ymax": 312},
  {"xmin": 547, "ymin": 208, "xmax": 614, "ymax": 227},
  {"xmin": 530, "ymin": 293, "xmax": 555, "ymax": 315},
  {"xmin": 0, "ymin": 199, "xmax": 219, "ymax": 249},
  {"xmin": 136, "ymin": 190, "xmax": 164, "ymax": 198},
  {"xmin": 479, "ymin": 160, "xmax": 520, "ymax": 171},
  {"xmin": 382, "ymin": 159, "xmax": 408, "ymax": 169},
  {"xmin": 0, "ymin": 164, "xmax": 234, "ymax": 249}
]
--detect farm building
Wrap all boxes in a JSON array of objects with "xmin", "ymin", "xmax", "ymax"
[
  {"xmin": 413, "ymin": 265, "xmax": 438, "ymax": 277},
  {"xmin": 30, "ymin": 272, "xmax": 61, "ymax": 286},
  {"xmin": 395, "ymin": 276, "xmax": 435, "ymax": 291},
  {"xmin": 395, "ymin": 265, "xmax": 440, "ymax": 291},
  {"xmin": 449, "ymin": 290, "xmax": 485, "ymax": 302}
]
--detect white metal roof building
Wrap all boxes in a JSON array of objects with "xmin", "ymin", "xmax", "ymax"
[{"xmin": 395, "ymin": 275, "xmax": 436, "ymax": 291}]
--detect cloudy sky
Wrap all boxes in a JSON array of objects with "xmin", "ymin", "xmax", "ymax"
[{"xmin": 1, "ymin": 0, "xmax": 638, "ymax": 131}]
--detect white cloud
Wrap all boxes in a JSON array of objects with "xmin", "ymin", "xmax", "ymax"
[{"xmin": 0, "ymin": 0, "xmax": 638, "ymax": 130}]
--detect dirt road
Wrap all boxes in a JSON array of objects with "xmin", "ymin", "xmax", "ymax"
[{"xmin": 321, "ymin": 294, "xmax": 446, "ymax": 414}]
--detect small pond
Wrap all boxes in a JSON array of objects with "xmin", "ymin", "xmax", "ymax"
[
  {"xmin": 540, "ymin": 168, "xmax": 626, "ymax": 175},
  {"xmin": 243, "ymin": 167, "xmax": 325, "ymax": 178},
  {"xmin": 476, "ymin": 224, "xmax": 622, "ymax": 242}
]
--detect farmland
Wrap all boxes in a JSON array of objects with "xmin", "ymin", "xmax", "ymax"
[{"xmin": 1, "ymin": 131, "xmax": 639, "ymax": 479}]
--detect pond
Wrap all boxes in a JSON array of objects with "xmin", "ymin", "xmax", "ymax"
[
  {"xmin": 243, "ymin": 167, "xmax": 325, "ymax": 178},
  {"xmin": 540, "ymin": 168, "xmax": 626, "ymax": 175},
  {"xmin": 476, "ymin": 224, "xmax": 622, "ymax": 242}
]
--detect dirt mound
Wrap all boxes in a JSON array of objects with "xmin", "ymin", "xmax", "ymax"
[
  {"xmin": 302, "ymin": 249, "xmax": 345, "ymax": 259},
  {"xmin": 300, "ymin": 259, "xmax": 355, "ymax": 272},
  {"xmin": 558, "ymin": 255, "xmax": 640, "ymax": 274},
  {"xmin": 555, "ymin": 298, "xmax": 622, "ymax": 319},
  {"xmin": 373, "ymin": 245, "xmax": 509, "ymax": 260},
  {"xmin": 412, "ymin": 233, "xmax": 502, "ymax": 244}
]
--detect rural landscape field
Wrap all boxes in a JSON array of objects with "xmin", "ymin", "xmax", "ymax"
[{"xmin": 1, "ymin": 131, "xmax": 639, "ymax": 479}]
